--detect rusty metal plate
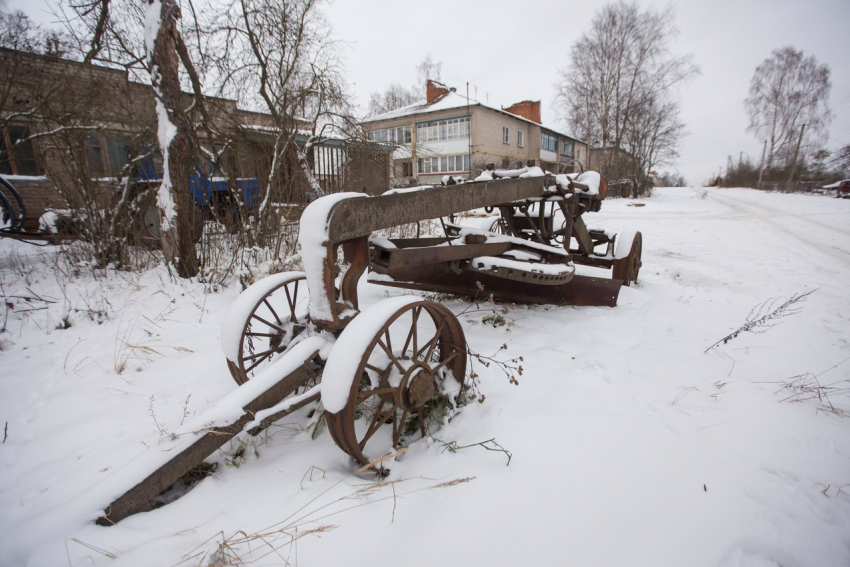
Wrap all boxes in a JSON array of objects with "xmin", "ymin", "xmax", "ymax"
[{"xmin": 369, "ymin": 263, "xmax": 621, "ymax": 307}]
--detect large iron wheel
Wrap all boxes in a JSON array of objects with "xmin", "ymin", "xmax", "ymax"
[
  {"xmin": 324, "ymin": 298, "xmax": 468, "ymax": 467},
  {"xmin": 221, "ymin": 272, "xmax": 311, "ymax": 385},
  {"xmin": 612, "ymin": 230, "xmax": 642, "ymax": 286}
]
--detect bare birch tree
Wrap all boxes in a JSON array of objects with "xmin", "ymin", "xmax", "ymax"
[
  {"xmin": 367, "ymin": 83, "xmax": 418, "ymax": 118},
  {"xmin": 745, "ymin": 46, "xmax": 832, "ymax": 176},
  {"xmin": 556, "ymin": 0, "xmax": 697, "ymax": 195},
  {"xmin": 366, "ymin": 54, "xmax": 442, "ymax": 117},
  {"xmin": 145, "ymin": 0, "xmax": 200, "ymax": 278},
  {"xmin": 204, "ymin": 0, "xmax": 353, "ymax": 228},
  {"xmin": 55, "ymin": 0, "xmax": 222, "ymax": 276}
]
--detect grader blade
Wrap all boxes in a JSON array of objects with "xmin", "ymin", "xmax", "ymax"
[{"xmin": 369, "ymin": 264, "xmax": 621, "ymax": 307}]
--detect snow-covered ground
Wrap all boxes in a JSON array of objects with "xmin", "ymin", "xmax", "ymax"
[{"xmin": 1, "ymin": 187, "xmax": 849, "ymax": 567}]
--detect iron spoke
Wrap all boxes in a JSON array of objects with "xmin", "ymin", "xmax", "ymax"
[
  {"xmin": 356, "ymin": 387, "xmax": 395, "ymax": 398},
  {"xmin": 402, "ymin": 306, "xmax": 420, "ymax": 355},
  {"xmin": 251, "ymin": 313, "xmax": 288, "ymax": 335},
  {"xmin": 243, "ymin": 345, "xmax": 286, "ymax": 362},
  {"xmin": 384, "ymin": 329, "xmax": 393, "ymax": 355},
  {"xmin": 245, "ymin": 332, "xmax": 281, "ymax": 338},
  {"xmin": 359, "ymin": 402, "xmax": 397, "ymax": 450},
  {"xmin": 364, "ymin": 362, "xmax": 386, "ymax": 374},
  {"xmin": 245, "ymin": 351, "xmax": 274, "ymax": 372},
  {"xmin": 430, "ymin": 350, "xmax": 458, "ymax": 373},
  {"xmin": 263, "ymin": 298, "xmax": 283, "ymax": 326},
  {"xmin": 394, "ymin": 409, "xmax": 409, "ymax": 446},
  {"xmin": 284, "ymin": 283, "xmax": 296, "ymax": 320},
  {"xmin": 417, "ymin": 318, "xmax": 446, "ymax": 361},
  {"xmin": 377, "ymin": 339, "xmax": 406, "ymax": 373}
]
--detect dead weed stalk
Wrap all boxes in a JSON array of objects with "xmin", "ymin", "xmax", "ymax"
[{"xmin": 705, "ymin": 289, "xmax": 817, "ymax": 353}]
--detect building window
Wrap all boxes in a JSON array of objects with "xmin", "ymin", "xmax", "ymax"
[
  {"xmin": 84, "ymin": 133, "xmax": 133, "ymax": 178},
  {"xmin": 576, "ymin": 148, "xmax": 581, "ymax": 161},
  {"xmin": 0, "ymin": 125, "xmax": 40, "ymax": 176},
  {"xmin": 560, "ymin": 139, "xmax": 574, "ymax": 157},
  {"xmin": 415, "ymin": 117, "xmax": 470, "ymax": 143},
  {"xmin": 541, "ymin": 131, "xmax": 557, "ymax": 153},
  {"xmin": 402, "ymin": 161, "xmax": 412, "ymax": 177},
  {"xmin": 517, "ymin": 130, "xmax": 525, "ymax": 147},
  {"xmin": 502, "ymin": 126, "xmax": 510, "ymax": 144},
  {"xmin": 417, "ymin": 153, "xmax": 469, "ymax": 174},
  {"xmin": 368, "ymin": 125, "xmax": 412, "ymax": 145}
]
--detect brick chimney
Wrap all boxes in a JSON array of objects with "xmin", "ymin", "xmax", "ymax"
[
  {"xmin": 503, "ymin": 100, "xmax": 541, "ymax": 124},
  {"xmin": 426, "ymin": 80, "xmax": 450, "ymax": 103}
]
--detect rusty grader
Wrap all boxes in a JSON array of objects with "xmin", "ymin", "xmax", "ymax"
[{"xmin": 98, "ymin": 169, "xmax": 642, "ymax": 525}]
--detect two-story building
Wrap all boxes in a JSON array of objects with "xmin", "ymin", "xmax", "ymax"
[{"xmin": 362, "ymin": 80, "xmax": 588, "ymax": 185}]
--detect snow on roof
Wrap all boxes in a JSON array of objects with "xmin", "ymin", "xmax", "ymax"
[{"xmin": 363, "ymin": 90, "xmax": 585, "ymax": 144}]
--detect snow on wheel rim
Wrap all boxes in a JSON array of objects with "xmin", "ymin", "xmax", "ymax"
[
  {"xmin": 612, "ymin": 231, "xmax": 642, "ymax": 286},
  {"xmin": 220, "ymin": 271, "xmax": 310, "ymax": 384},
  {"xmin": 322, "ymin": 296, "xmax": 468, "ymax": 466}
]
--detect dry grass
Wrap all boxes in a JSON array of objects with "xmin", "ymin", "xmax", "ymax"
[
  {"xmin": 776, "ymin": 372, "xmax": 849, "ymax": 417},
  {"xmin": 180, "ymin": 445, "xmax": 476, "ymax": 566}
]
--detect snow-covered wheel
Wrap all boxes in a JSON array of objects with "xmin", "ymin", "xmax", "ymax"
[
  {"xmin": 221, "ymin": 272, "xmax": 311, "ymax": 385},
  {"xmin": 612, "ymin": 230, "xmax": 642, "ymax": 286},
  {"xmin": 322, "ymin": 296, "xmax": 468, "ymax": 467}
]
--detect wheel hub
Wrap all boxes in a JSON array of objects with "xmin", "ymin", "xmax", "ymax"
[{"xmin": 399, "ymin": 362, "xmax": 437, "ymax": 410}]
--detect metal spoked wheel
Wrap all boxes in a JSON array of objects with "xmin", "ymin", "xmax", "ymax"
[
  {"xmin": 324, "ymin": 297, "xmax": 468, "ymax": 467},
  {"xmin": 222, "ymin": 272, "xmax": 311, "ymax": 385},
  {"xmin": 483, "ymin": 215, "xmax": 510, "ymax": 236},
  {"xmin": 612, "ymin": 230, "xmax": 642, "ymax": 286}
]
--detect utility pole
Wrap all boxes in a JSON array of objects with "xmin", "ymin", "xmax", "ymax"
[
  {"xmin": 787, "ymin": 123, "xmax": 806, "ymax": 192},
  {"xmin": 757, "ymin": 140, "xmax": 767, "ymax": 188}
]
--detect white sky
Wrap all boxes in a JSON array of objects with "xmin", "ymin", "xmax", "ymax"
[
  {"xmin": 11, "ymin": 0, "xmax": 850, "ymax": 184},
  {"xmin": 324, "ymin": 0, "xmax": 850, "ymax": 184}
]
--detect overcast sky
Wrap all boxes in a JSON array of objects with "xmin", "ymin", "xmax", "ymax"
[
  {"xmin": 324, "ymin": 0, "xmax": 850, "ymax": 184},
  {"xmin": 11, "ymin": 0, "xmax": 850, "ymax": 185}
]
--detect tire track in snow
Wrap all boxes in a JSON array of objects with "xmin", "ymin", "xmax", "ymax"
[{"xmin": 706, "ymin": 190, "xmax": 850, "ymax": 268}]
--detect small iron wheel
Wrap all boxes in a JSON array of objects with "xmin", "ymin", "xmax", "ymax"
[
  {"xmin": 324, "ymin": 298, "xmax": 468, "ymax": 466},
  {"xmin": 612, "ymin": 231, "xmax": 642, "ymax": 286},
  {"xmin": 223, "ymin": 273, "xmax": 311, "ymax": 385},
  {"xmin": 478, "ymin": 215, "xmax": 509, "ymax": 236}
]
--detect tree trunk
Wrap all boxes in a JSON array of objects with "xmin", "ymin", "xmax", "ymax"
[
  {"xmin": 148, "ymin": 0, "xmax": 199, "ymax": 278},
  {"xmin": 786, "ymin": 123, "xmax": 806, "ymax": 192}
]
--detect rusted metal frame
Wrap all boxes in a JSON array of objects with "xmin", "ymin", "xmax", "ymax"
[
  {"xmin": 98, "ymin": 360, "xmax": 318, "ymax": 526},
  {"xmin": 553, "ymin": 198, "xmax": 574, "ymax": 253},
  {"xmin": 382, "ymin": 237, "xmax": 451, "ymax": 248},
  {"xmin": 498, "ymin": 205, "xmax": 519, "ymax": 237},
  {"xmin": 373, "ymin": 241, "xmax": 513, "ymax": 270},
  {"xmin": 340, "ymin": 237, "xmax": 369, "ymax": 312},
  {"xmin": 370, "ymin": 263, "xmax": 621, "ymax": 307},
  {"xmin": 550, "ymin": 180, "xmax": 576, "ymax": 255},
  {"xmin": 327, "ymin": 177, "xmax": 550, "ymax": 243},
  {"xmin": 571, "ymin": 255, "xmax": 614, "ymax": 269},
  {"xmin": 314, "ymin": 177, "xmax": 551, "ymax": 329},
  {"xmin": 572, "ymin": 216, "xmax": 594, "ymax": 256},
  {"xmin": 516, "ymin": 203, "xmax": 548, "ymax": 245},
  {"xmin": 536, "ymin": 200, "xmax": 557, "ymax": 239}
]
